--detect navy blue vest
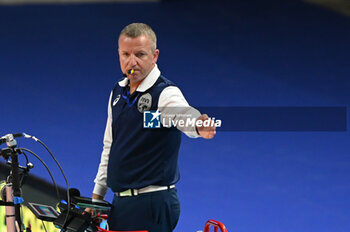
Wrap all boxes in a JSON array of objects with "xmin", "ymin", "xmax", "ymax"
[{"xmin": 107, "ymin": 75, "xmax": 182, "ymax": 192}]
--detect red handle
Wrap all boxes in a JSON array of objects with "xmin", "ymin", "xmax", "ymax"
[
  {"xmin": 203, "ymin": 219, "xmax": 228, "ymax": 232},
  {"xmin": 96, "ymin": 214, "xmax": 109, "ymax": 220}
]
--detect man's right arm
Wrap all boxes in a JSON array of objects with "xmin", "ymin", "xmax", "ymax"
[{"xmin": 92, "ymin": 91, "xmax": 113, "ymax": 199}]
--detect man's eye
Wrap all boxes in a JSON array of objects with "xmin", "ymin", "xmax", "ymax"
[
  {"xmin": 123, "ymin": 53, "xmax": 129, "ymax": 57},
  {"xmin": 136, "ymin": 53, "xmax": 145, "ymax": 57}
]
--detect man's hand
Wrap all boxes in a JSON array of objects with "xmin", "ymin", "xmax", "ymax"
[
  {"xmin": 84, "ymin": 193, "xmax": 104, "ymax": 216},
  {"xmin": 196, "ymin": 114, "xmax": 216, "ymax": 139}
]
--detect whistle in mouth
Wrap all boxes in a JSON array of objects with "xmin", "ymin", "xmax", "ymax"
[{"xmin": 128, "ymin": 69, "xmax": 135, "ymax": 74}]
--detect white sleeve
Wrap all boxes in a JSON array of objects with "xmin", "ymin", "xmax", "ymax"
[
  {"xmin": 158, "ymin": 86, "xmax": 201, "ymax": 138},
  {"xmin": 93, "ymin": 92, "xmax": 113, "ymax": 197}
]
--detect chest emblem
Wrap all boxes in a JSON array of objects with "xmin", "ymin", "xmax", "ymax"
[
  {"xmin": 137, "ymin": 93, "xmax": 152, "ymax": 113},
  {"xmin": 113, "ymin": 94, "xmax": 121, "ymax": 106}
]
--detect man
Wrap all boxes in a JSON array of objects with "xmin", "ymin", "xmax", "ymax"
[{"xmin": 91, "ymin": 23, "xmax": 215, "ymax": 232}]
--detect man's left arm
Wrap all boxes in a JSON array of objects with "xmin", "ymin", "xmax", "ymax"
[{"xmin": 158, "ymin": 86, "xmax": 216, "ymax": 139}]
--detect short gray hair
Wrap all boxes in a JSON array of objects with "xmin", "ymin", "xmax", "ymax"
[{"xmin": 119, "ymin": 23, "xmax": 157, "ymax": 52}]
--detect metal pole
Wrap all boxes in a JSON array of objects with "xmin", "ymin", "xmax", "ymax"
[
  {"xmin": 5, "ymin": 184, "xmax": 16, "ymax": 232},
  {"xmin": 10, "ymin": 151, "xmax": 23, "ymax": 231}
]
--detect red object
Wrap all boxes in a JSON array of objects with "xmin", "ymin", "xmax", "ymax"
[
  {"xmin": 203, "ymin": 219, "xmax": 228, "ymax": 232},
  {"xmin": 96, "ymin": 214, "xmax": 109, "ymax": 220},
  {"xmin": 97, "ymin": 227, "xmax": 148, "ymax": 232}
]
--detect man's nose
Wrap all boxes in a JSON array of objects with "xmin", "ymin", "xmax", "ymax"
[{"xmin": 128, "ymin": 54, "xmax": 137, "ymax": 66}]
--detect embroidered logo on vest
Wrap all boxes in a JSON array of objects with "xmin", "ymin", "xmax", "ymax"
[
  {"xmin": 113, "ymin": 94, "xmax": 121, "ymax": 106},
  {"xmin": 137, "ymin": 93, "xmax": 152, "ymax": 113}
]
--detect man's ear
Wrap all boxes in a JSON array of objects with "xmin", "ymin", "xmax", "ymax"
[{"xmin": 153, "ymin": 49, "xmax": 159, "ymax": 64}]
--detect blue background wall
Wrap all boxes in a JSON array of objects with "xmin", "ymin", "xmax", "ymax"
[{"xmin": 1, "ymin": 0, "xmax": 350, "ymax": 231}]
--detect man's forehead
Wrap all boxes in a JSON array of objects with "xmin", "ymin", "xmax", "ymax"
[{"xmin": 119, "ymin": 34, "xmax": 151, "ymax": 46}]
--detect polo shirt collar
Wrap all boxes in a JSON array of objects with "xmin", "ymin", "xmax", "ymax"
[{"xmin": 118, "ymin": 64, "xmax": 161, "ymax": 92}]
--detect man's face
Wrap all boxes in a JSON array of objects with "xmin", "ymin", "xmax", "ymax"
[{"xmin": 118, "ymin": 34, "xmax": 159, "ymax": 84}]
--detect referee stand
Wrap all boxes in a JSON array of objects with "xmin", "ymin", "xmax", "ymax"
[{"xmin": 96, "ymin": 219, "xmax": 228, "ymax": 232}]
